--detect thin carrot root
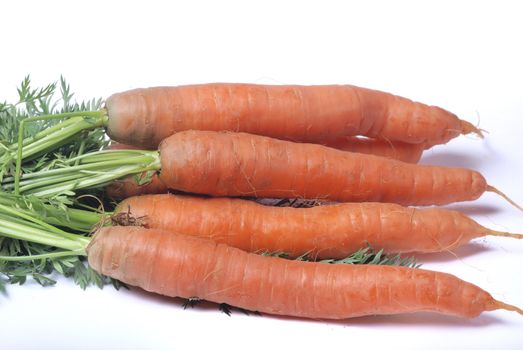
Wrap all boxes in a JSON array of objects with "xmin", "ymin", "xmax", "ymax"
[
  {"xmin": 487, "ymin": 229, "xmax": 523, "ymax": 239},
  {"xmin": 492, "ymin": 300, "xmax": 523, "ymax": 315},
  {"xmin": 487, "ymin": 185, "xmax": 523, "ymax": 212},
  {"xmin": 461, "ymin": 120, "xmax": 485, "ymax": 139}
]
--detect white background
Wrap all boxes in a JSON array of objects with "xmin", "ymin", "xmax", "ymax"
[{"xmin": 1, "ymin": 1, "xmax": 522, "ymax": 349}]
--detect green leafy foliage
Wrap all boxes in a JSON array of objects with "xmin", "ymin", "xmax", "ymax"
[
  {"xmin": 0, "ymin": 77, "xmax": 113, "ymax": 293},
  {"xmin": 318, "ymin": 246, "xmax": 420, "ymax": 268},
  {"xmin": 0, "ymin": 76, "xmax": 107, "ymax": 182},
  {"xmin": 0, "ymin": 76, "xmax": 103, "ymax": 143},
  {"xmin": 0, "ymin": 239, "xmax": 117, "ymax": 292},
  {"xmin": 261, "ymin": 245, "xmax": 420, "ymax": 268}
]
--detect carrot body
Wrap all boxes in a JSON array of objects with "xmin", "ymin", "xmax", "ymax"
[
  {"xmin": 87, "ymin": 226, "xmax": 502, "ymax": 319},
  {"xmin": 158, "ymin": 130, "xmax": 487, "ymax": 206},
  {"xmin": 105, "ymin": 136, "xmax": 424, "ymax": 199},
  {"xmin": 106, "ymin": 84, "xmax": 478, "ymax": 149},
  {"xmin": 115, "ymin": 194, "xmax": 502, "ymax": 258}
]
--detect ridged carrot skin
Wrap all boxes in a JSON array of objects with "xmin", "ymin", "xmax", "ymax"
[
  {"xmin": 87, "ymin": 226, "xmax": 502, "ymax": 319},
  {"xmin": 115, "ymin": 194, "xmax": 499, "ymax": 258},
  {"xmin": 158, "ymin": 130, "xmax": 486, "ymax": 206},
  {"xmin": 105, "ymin": 137, "xmax": 423, "ymax": 199},
  {"xmin": 105, "ymin": 84, "xmax": 478, "ymax": 149}
]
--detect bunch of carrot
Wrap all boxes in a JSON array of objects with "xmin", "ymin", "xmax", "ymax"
[
  {"xmin": 3, "ymin": 82, "xmax": 522, "ymax": 320},
  {"xmin": 85, "ymin": 83, "xmax": 520, "ymax": 320}
]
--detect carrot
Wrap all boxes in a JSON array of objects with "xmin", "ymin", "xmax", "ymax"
[
  {"xmin": 156, "ymin": 130, "xmax": 501, "ymax": 207},
  {"xmin": 2, "ymin": 202, "xmax": 521, "ymax": 320},
  {"xmin": 115, "ymin": 194, "xmax": 522, "ymax": 258},
  {"xmin": 17, "ymin": 130, "xmax": 518, "ymax": 208},
  {"xmin": 105, "ymin": 137, "xmax": 424, "ymax": 200},
  {"xmin": 105, "ymin": 84, "xmax": 481, "ymax": 149},
  {"xmin": 87, "ymin": 226, "xmax": 522, "ymax": 319}
]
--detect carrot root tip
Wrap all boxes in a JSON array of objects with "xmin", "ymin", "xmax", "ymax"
[
  {"xmin": 487, "ymin": 229, "xmax": 523, "ymax": 240},
  {"xmin": 461, "ymin": 120, "xmax": 485, "ymax": 139},
  {"xmin": 487, "ymin": 185, "xmax": 523, "ymax": 212},
  {"xmin": 492, "ymin": 300, "xmax": 523, "ymax": 316}
]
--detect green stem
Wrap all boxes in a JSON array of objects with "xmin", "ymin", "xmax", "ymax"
[
  {"xmin": 6, "ymin": 153, "xmax": 157, "ymax": 182},
  {"xmin": 5, "ymin": 150, "xmax": 161, "ymax": 198},
  {"xmin": 64, "ymin": 206, "xmax": 105, "ymax": 226},
  {"xmin": 0, "ymin": 249, "xmax": 86, "ymax": 261},
  {"xmin": 28, "ymin": 163, "xmax": 159, "ymax": 197},
  {"xmin": 9, "ymin": 173, "xmax": 88, "ymax": 192},
  {"xmin": 74, "ymin": 138, "xmax": 87, "ymax": 166},
  {"xmin": 0, "ymin": 203, "xmax": 85, "ymax": 241},
  {"xmin": 13, "ymin": 110, "xmax": 108, "ymax": 195},
  {"xmin": 14, "ymin": 117, "xmax": 78, "ymax": 151},
  {"xmin": 0, "ymin": 218, "xmax": 88, "ymax": 252},
  {"xmin": 0, "ymin": 193, "xmax": 102, "ymax": 233}
]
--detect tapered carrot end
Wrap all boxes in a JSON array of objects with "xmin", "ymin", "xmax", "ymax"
[
  {"xmin": 487, "ymin": 185, "xmax": 523, "ymax": 212},
  {"xmin": 490, "ymin": 300, "xmax": 523, "ymax": 316},
  {"xmin": 461, "ymin": 120, "xmax": 485, "ymax": 139},
  {"xmin": 487, "ymin": 229, "xmax": 523, "ymax": 240}
]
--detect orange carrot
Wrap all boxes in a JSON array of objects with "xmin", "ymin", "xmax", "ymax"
[
  {"xmin": 105, "ymin": 84, "xmax": 480, "ymax": 149},
  {"xmin": 23, "ymin": 130, "xmax": 515, "ymax": 208},
  {"xmin": 105, "ymin": 137, "xmax": 424, "ymax": 199},
  {"xmin": 158, "ymin": 130, "xmax": 496, "ymax": 206},
  {"xmin": 87, "ymin": 226, "xmax": 522, "ymax": 319},
  {"xmin": 115, "ymin": 194, "xmax": 521, "ymax": 258}
]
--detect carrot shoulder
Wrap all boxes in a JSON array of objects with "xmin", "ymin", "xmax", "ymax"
[
  {"xmin": 116, "ymin": 194, "xmax": 520, "ymax": 258},
  {"xmin": 158, "ymin": 130, "xmax": 487, "ymax": 206},
  {"xmin": 87, "ymin": 226, "xmax": 508, "ymax": 319},
  {"xmin": 105, "ymin": 84, "xmax": 479, "ymax": 149}
]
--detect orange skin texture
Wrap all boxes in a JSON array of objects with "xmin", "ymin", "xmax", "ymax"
[
  {"xmin": 105, "ymin": 84, "xmax": 475, "ymax": 149},
  {"xmin": 87, "ymin": 226, "xmax": 498, "ymax": 319},
  {"xmin": 116, "ymin": 194, "xmax": 490, "ymax": 258},
  {"xmin": 105, "ymin": 137, "xmax": 424, "ymax": 199},
  {"xmin": 158, "ymin": 130, "xmax": 487, "ymax": 206}
]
